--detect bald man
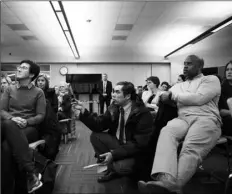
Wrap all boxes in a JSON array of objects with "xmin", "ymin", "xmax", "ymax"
[{"xmin": 138, "ymin": 55, "xmax": 222, "ymax": 194}]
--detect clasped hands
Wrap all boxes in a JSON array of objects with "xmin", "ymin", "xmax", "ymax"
[{"xmin": 11, "ymin": 117, "xmax": 28, "ymax": 128}]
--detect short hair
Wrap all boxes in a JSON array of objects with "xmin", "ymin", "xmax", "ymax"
[
  {"xmin": 146, "ymin": 76, "xmax": 160, "ymax": 87},
  {"xmin": 34, "ymin": 74, "xmax": 49, "ymax": 91},
  {"xmin": 20, "ymin": 60, "xmax": 40, "ymax": 81},
  {"xmin": 161, "ymin": 81, "xmax": 169, "ymax": 86},
  {"xmin": 187, "ymin": 55, "xmax": 204, "ymax": 69},
  {"xmin": 116, "ymin": 81, "xmax": 136, "ymax": 100}
]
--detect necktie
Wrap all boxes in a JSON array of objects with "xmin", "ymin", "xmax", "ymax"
[
  {"xmin": 103, "ymin": 82, "xmax": 106, "ymax": 93},
  {"xmin": 119, "ymin": 107, "xmax": 125, "ymax": 144}
]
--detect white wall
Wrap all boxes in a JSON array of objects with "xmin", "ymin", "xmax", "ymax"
[{"xmin": 50, "ymin": 63, "xmax": 171, "ymax": 88}]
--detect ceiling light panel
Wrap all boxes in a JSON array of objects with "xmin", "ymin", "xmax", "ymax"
[
  {"xmin": 56, "ymin": 12, "xmax": 68, "ymax": 31},
  {"xmin": 51, "ymin": 1, "xmax": 61, "ymax": 11}
]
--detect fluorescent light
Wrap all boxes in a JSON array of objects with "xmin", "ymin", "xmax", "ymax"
[
  {"xmin": 65, "ymin": 31, "xmax": 79, "ymax": 58},
  {"xmin": 51, "ymin": 1, "xmax": 61, "ymax": 11},
  {"xmin": 212, "ymin": 19, "xmax": 232, "ymax": 33},
  {"xmin": 57, "ymin": 12, "xmax": 68, "ymax": 31}
]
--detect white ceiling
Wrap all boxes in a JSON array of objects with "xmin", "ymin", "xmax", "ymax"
[{"xmin": 1, "ymin": 1, "xmax": 232, "ymax": 62}]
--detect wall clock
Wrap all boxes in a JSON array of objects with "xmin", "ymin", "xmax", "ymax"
[{"xmin": 59, "ymin": 66, "xmax": 68, "ymax": 75}]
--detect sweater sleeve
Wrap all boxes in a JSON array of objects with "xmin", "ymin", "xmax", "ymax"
[{"xmin": 172, "ymin": 75, "xmax": 221, "ymax": 106}]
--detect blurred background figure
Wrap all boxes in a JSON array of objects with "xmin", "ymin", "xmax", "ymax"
[
  {"xmin": 177, "ymin": 74, "xmax": 186, "ymax": 83},
  {"xmin": 219, "ymin": 60, "xmax": 232, "ymax": 136},
  {"xmin": 35, "ymin": 74, "xmax": 58, "ymax": 113},
  {"xmin": 98, "ymin": 73, "xmax": 112, "ymax": 114},
  {"xmin": 1, "ymin": 73, "xmax": 12, "ymax": 94},
  {"xmin": 160, "ymin": 81, "xmax": 170, "ymax": 91},
  {"xmin": 136, "ymin": 86, "xmax": 143, "ymax": 98}
]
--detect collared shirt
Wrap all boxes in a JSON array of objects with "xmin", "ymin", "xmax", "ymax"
[
  {"xmin": 103, "ymin": 81, "xmax": 107, "ymax": 93},
  {"xmin": 170, "ymin": 73, "xmax": 221, "ymax": 123},
  {"xmin": 16, "ymin": 82, "xmax": 34, "ymax": 89},
  {"xmin": 116, "ymin": 101, "xmax": 132, "ymax": 143}
]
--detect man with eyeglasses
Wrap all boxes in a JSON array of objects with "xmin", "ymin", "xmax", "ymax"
[
  {"xmin": 138, "ymin": 55, "xmax": 221, "ymax": 194},
  {"xmin": 1, "ymin": 60, "xmax": 46, "ymax": 193}
]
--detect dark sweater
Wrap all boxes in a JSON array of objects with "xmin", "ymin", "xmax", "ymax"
[{"xmin": 1, "ymin": 84, "xmax": 46, "ymax": 125}]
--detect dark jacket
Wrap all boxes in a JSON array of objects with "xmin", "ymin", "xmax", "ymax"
[
  {"xmin": 79, "ymin": 101, "xmax": 153, "ymax": 161},
  {"xmin": 219, "ymin": 80, "xmax": 232, "ymax": 110},
  {"xmin": 44, "ymin": 88, "xmax": 58, "ymax": 114},
  {"xmin": 98, "ymin": 80, "xmax": 113, "ymax": 99}
]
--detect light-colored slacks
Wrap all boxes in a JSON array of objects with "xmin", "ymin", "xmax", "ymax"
[{"xmin": 151, "ymin": 115, "xmax": 221, "ymax": 187}]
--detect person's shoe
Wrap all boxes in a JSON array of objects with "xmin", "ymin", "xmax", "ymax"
[
  {"xmin": 27, "ymin": 173, "xmax": 43, "ymax": 193},
  {"xmin": 97, "ymin": 171, "xmax": 118, "ymax": 183},
  {"xmin": 138, "ymin": 180, "xmax": 149, "ymax": 193}
]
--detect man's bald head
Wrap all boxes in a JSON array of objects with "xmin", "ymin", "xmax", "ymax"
[{"xmin": 183, "ymin": 55, "xmax": 204, "ymax": 80}]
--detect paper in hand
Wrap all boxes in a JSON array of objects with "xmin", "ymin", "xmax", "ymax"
[{"xmin": 97, "ymin": 165, "xmax": 108, "ymax": 174}]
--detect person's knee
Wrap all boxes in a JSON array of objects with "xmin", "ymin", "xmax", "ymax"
[
  {"xmin": 90, "ymin": 132, "xmax": 99, "ymax": 146},
  {"xmin": 113, "ymin": 160, "xmax": 135, "ymax": 175},
  {"xmin": 2, "ymin": 119, "xmax": 17, "ymax": 128}
]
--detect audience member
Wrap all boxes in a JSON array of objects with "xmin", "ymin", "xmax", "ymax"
[
  {"xmin": 142, "ymin": 76, "xmax": 162, "ymax": 115},
  {"xmin": 219, "ymin": 60, "xmax": 232, "ymax": 136},
  {"xmin": 1, "ymin": 60, "xmax": 46, "ymax": 193},
  {"xmin": 1, "ymin": 74, "xmax": 12, "ymax": 94},
  {"xmin": 136, "ymin": 86, "xmax": 143, "ymax": 98},
  {"xmin": 1, "ymin": 60, "xmax": 46, "ymax": 142},
  {"xmin": 75, "ymin": 81, "xmax": 153, "ymax": 183},
  {"xmin": 35, "ymin": 74, "xmax": 58, "ymax": 113},
  {"xmin": 138, "ymin": 55, "xmax": 221, "ymax": 194},
  {"xmin": 160, "ymin": 81, "xmax": 170, "ymax": 91},
  {"xmin": 98, "ymin": 73, "xmax": 113, "ymax": 114}
]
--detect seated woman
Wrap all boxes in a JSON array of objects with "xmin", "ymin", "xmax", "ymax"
[
  {"xmin": 219, "ymin": 61, "xmax": 232, "ymax": 136},
  {"xmin": 35, "ymin": 74, "xmax": 58, "ymax": 113},
  {"xmin": 142, "ymin": 76, "xmax": 163, "ymax": 117},
  {"xmin": 1, "ymin": 73, "xmax": 12, "ymax": 95}
]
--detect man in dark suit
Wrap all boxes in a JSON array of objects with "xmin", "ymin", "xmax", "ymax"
[
  {"xmin": 74, "ymin": 81, "xmax": 153, "ymax": 182},
  {"xmin": 98, "ymin": 73, "xmax": 112, "ymax": 114}
]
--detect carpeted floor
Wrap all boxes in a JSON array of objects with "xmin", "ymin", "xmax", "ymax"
[{"xmin": 53, "ymin": 120, "xmax": 231, "ymax": 194}]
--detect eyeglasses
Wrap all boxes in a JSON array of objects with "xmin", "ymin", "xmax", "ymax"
[{"xmin": 17, "ymin": 66, "xmax": 29, "ymax": 70}]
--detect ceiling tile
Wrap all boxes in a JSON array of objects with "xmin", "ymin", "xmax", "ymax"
[
  {"xmin": 7, "ymin": 24, "xmax": 29, "ymax": 31},
  {"xmin": 21, "ymin": 36, "xmax": 38, "ymax": 41},
  {"xmin": 112, "ymin": 36, "xmax": 127, "ymax": 40},
  {"xmin": 115, "ymin": 24, "xmax": 133, "ymax": 31}
]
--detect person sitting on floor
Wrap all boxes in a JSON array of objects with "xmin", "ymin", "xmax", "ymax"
[
  {"xmin": 1, "ymin": 60, "xmax": 46, "ymax": 193},
  {"xmin": 74, "ymin": 81, "xmax": 153, "ymax": 182},
  {"xmin": 219, "ymin": 60, "xmax": 232, "ymax": 136},
  {"xmin": 138, "ymin": 55, "xmax": 222, "ymax": 194}
]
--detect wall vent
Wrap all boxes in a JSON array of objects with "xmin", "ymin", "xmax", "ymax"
[
  {"xmin": 7, "ymin": 24, "xmax": 29, "ymax": 31},
  {"xmin": 115, "ymin": 24, "xmax": 133, "ymax": 31},
  {"xmin": 112, "ymin": 36, "xmax": 127, "ymax": 40}
]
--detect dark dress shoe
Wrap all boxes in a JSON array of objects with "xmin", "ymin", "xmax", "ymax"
[{"xmin": 97, "ymin": 171, "xmax": 118, "ymax": 183}]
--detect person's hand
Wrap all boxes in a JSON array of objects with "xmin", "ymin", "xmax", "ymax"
[
  {"xmin": 99, "ymin": 152, "xmax": 113, "ymax": 165},
  {"xmin": 11, "ymin": 117, "xmax": 27, "ymax": 128},
  {"xmin": 160, "ymin": 91, "xmax": 172, "ymax": 102},
  {"xmin": 71, "ymin": 100, "xmax": 85, "ymax": 114}
]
